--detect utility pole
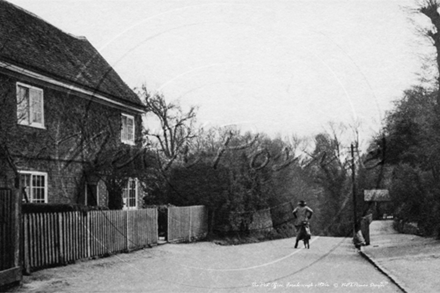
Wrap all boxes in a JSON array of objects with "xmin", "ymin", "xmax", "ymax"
[{"xmin": 351, "ymin": 143, "xmax": 357, "ymax": 236}]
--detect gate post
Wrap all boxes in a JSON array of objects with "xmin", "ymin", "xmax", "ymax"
[{"xmin": 0, "ymin": 187, "xmax": 22, "ymax": 288}]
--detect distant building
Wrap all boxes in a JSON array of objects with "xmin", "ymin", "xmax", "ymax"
[{"xmin": 0, "ymin": 0, "xmax": 146, "ymax": 209}]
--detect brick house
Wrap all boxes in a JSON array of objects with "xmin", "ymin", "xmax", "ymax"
[{"xmin": 0, "ymin": 0, "xmax": 146, "ymax": 209}]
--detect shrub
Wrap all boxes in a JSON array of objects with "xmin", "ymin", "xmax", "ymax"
[{"xmin": 22, "ymin": 203, "xmax": 108, "ymax": 214}]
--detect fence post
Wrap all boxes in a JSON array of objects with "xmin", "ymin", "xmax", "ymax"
[
  {"xmin": 86, "ymin": 212, "xmax": 90, "ymax": 258},
  {"xmin": 58, "ymin": 213, "xmax": 64, "ymax": 265},
  {"xmin": 23, "ymin": 214, "xmax": 30, "ymax": 275},
  {"xmin": 125, "ymin": 211, "xmax": 130, "ymax": 252},
  {"xmin": 14, "ymin": 188, "xmax": 22, "ymax": 278},
  {"xmin": 167, "ymin": 207, "xmax": 170, "ymax": 243},
  {"xmin": 189, "ymin": 207, "xmax": 192, "ymax": 241}
]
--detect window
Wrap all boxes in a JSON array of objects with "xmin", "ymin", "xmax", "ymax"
[
  {"xmin": 121, "ymin": 114, "xmax": 135, "ymax": 145},
  {"xmin": 122, "ymin": 178, "xmax": 137, "ymax": 209},
  {"xmin": 19, "ymin": 171, "xmax": 48, "ymax": 203},
  {"xmin": 16, "ymin": 83, "xmax": 44, "ymax": 128}
]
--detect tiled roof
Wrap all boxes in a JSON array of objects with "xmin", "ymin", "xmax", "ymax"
[{"xmin": 0, "ymin": 0, "xmax": 144, "ymax": 109}]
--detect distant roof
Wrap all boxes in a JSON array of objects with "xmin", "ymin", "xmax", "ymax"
[{"xmin": 0, "ymin": 0, "xmax": 144, "ymax": 109}]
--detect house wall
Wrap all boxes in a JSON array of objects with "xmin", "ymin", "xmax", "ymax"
[
  {"xmin": 0, "ymin": 72, "xmax": 143, "ymax": 206},
  {"xmin": 0, "ymin": 158, "xmax": 16, "ymax": 189}
]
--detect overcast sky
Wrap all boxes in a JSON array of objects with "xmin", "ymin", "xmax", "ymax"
[{"xmin": 7, "ymin": 0, "xmax": 430, "ymax": 145}]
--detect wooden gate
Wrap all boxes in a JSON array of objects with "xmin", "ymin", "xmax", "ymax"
[
  {"xmin": 0, "ymin": 188, "xmax": 22, "ymax": 287},
  {"xmin": 167, "ymin": 205, "xmax": 208, "ymax": 243}
]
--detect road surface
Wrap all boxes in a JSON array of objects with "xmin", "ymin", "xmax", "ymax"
[{"xmin": 11, "ymin": 236, "xmax": 402, "ymax": 293}]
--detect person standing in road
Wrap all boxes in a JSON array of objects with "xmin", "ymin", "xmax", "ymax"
[{"xmin": 293, "ymin": 200, "xmax": 313, "ymax": 232}]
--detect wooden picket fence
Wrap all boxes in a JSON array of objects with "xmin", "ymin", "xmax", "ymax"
[
  {"xmin": 168, "ymin": 205, "xmax": 208, "ymax": 243},
  {"xmin": 23, "ymin": 209, "xmax": 158, "ymax": 272}
]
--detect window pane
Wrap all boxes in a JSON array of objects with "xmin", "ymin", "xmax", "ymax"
[
  {"xmin": 33, "ymin": 175, "xmax": 43, "ymax": 187},
  {"xmin": 121, "ymin": 115, "xmax": 127, "ymax": 141},
  {"xmin": 122, "ymin": 183, "xmax": 128, "ymax": 199},
  {"xmin": 33, "ymin": 187, "xmax": 44, "ymax": 202},
  {"xmin": 129, "ymin": 179, "xmax": 136, "ymax": 207},
  {"xmin": 121, "ymin": 115, "xmax": 135, "ymax": 143},
  {"xmin": 130, "ymin": 179, "xmax": 136, "ymax": 190},
  {"xmin": 127, "ymin": 117, "xmax": 134, "ymax": 142},
  {"xmin": 20, "ymin": 174, "xmax": 31, "ymax": 200},
  {"xmin": 32, "ymin": 175, "xmax": 45, "ymax": 202},
  {"xmin": 129, "ymin": 197, "xmax": 136, "ymax": 207},
  {"xmin": 17, "ymin": 86, "xmax": 29, "ymax": 124},
  {"xmin": 30, "ymin": 89, "xmax": 43, "ymax": 124}
]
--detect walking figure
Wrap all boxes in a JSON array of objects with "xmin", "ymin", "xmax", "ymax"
[{"xmin": 293, "ymin": 200, "xmax": 313, "ymax": 248}]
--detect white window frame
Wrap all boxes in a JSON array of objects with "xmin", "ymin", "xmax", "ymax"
[
  {"xmin": 121, "ymin": 113, "xmax": 135, "ymax": 145},
  {"xmin": 122, "ymin": 178, "xmax": 138, "ymax": 210},
  {"xmin": 16, "ymin": 82, "xmax": 45, "ymax": 129},
  {"xmin": 18, "ymin": 171, "xmax": 48, "ymax": 203}
]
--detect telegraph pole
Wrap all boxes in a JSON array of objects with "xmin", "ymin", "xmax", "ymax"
[{"xmin": 351, "ymin": 143, "xmax": 357, "ymax": 236}]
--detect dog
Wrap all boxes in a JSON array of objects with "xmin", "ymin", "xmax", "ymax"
[{"xmin": 295, "ymin": 221, "xmax": 311, "ymax": 249}]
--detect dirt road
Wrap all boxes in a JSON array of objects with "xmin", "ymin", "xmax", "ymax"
[{"xmin": 10, "ymin": 236, "xmax": 401, "ymax": 293}]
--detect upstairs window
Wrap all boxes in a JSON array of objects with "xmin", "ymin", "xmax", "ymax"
[
  {"xmin": 17, "ymin": 83, "xmax": 44, "ymax": 128},
  {"xmin": 121, "ymin": 113, "xmax": 135, "ymax": 145},
  {"xmin": 19, "ymin": 171, "xmax": 48, "ymax": 203}
]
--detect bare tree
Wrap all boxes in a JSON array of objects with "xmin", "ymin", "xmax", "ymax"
[
  {"xmin": 414, "ymin": 0, "xmax": 440, "ymax": 104},
  {"xmin": 141, "ymin": 87, "xmax": 198, "ymax": 171}
]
